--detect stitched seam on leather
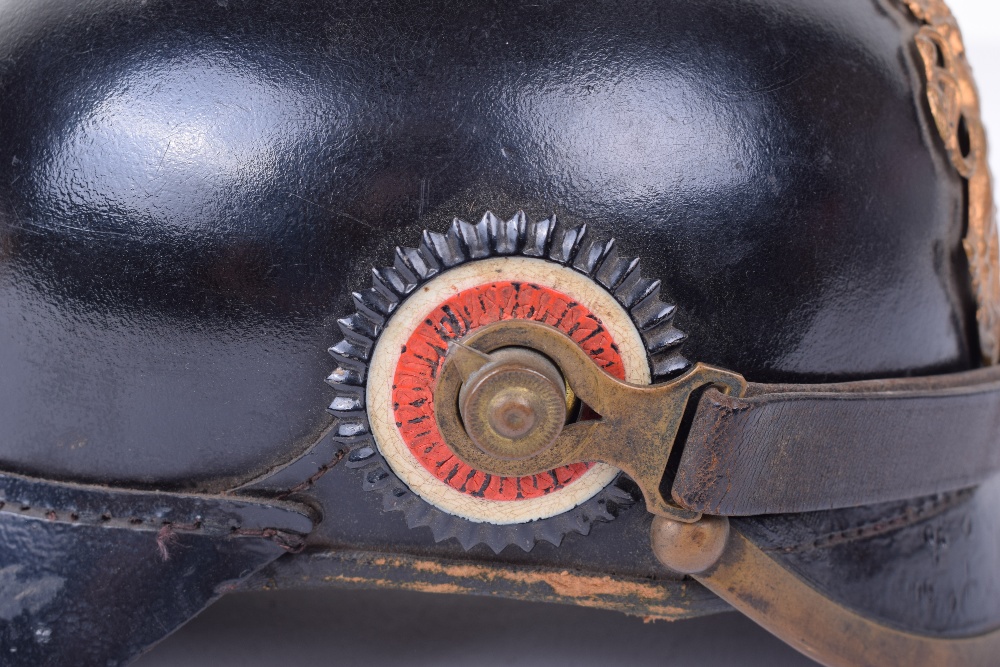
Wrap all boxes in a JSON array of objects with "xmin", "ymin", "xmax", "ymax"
[
  {"xmin": 276, "ymin": 448, "xmax": 347, "ymax": 499},
  {"xmin": 761, "ymin": 489, "xmax": 975, "ymax": 554},
  {"xmin": 3, "ymin": 503, "xmax": 305, "ymax": 555}
]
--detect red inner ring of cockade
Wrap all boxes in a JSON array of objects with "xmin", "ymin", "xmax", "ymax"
[{"xmin": 391, "ymin": 281, "xmax": 626, "ymax": 501}]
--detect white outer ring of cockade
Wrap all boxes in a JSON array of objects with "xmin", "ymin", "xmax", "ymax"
[{"xmin": 367, "ymin": 256, "xmax": 651, "ymax": 524}]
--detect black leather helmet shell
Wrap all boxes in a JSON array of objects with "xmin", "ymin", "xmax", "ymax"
[{"xmin": 0, "ymin": 0, "xmax": 974, "ymax": 489}]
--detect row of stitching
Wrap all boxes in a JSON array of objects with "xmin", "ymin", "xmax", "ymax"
[
  {"xmin": 276, "ymin": 448, "xmax": 347, "ymax": 499},
  {"xmin": 4, "ymin": 499, "xmax": 304, "ymax": 560},
  {"xmin": 761, "ymin": 489, "xmax": 975, "ymax": 554},
  {"xmin": 0, "ymin": 498, "xmax": 206, "ymax": 529}
]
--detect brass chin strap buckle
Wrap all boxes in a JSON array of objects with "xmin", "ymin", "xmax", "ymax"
[{"xmin": 434, "ymin": 319, "xmax": 747, "ymax": 523}]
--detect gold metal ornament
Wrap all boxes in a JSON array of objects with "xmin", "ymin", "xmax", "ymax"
[{"xmin": 903, "ymin": 0, "xmax": 1000, "ymax": 364}]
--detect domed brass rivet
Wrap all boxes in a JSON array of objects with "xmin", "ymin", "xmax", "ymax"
[
  {"xmin": 650, "ymin": 513, "xmax": 730, "ymax": 575},
  {"xmin": 458, "ymin": 346, "xmax": 568, "ymax": 461}
]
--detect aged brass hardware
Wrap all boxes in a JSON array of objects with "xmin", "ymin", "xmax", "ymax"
[
  {"xmin": 453, "ymin": 345, "xmax": 569, "ymax": 460},
  {"xmin": 652, "ymin": 515, "xmax": 1000, "ymax": 667},
  {"xmin": 649, "ymin": 514, "xmax": 730, "ymax": 575},
  {"xmin": 904, "ymin": 0, "xmax": 1000, "ymax": 364},
  {"xmin": 434, "ymin": 320, "xmax": 746, "ymax": 522},
  {"xmin": 436, "ymin": 316, "xmax": 1000, "ymax": 666}
]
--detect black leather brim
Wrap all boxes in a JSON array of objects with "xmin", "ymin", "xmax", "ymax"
[{"xmin": 734, "ymin": 474, "xmax": 1000, "ymax": 639}]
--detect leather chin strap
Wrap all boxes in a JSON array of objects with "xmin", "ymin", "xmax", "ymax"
[
  {"xmin": 653, "ymin": 364, "xmax": 1000, "ymax": 667},
  {"xmin": 671, "ymin": 365, "xmax": 1000, "ymax": 515},
  {"xmin": 439, "ymin": 322, "xmax": 1000, "ymax": 665},
  {"xmin": 437, "ymin": 319, "xmax": 1000, "ymax": 520}
]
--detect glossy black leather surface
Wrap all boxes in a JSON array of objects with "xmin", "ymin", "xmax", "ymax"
[
  {"xmin": 0, "ymin": 488, "xmax": 296, "ymax": 667},
  {"xmin": 0, "ymin": 0, "xmax": 973, "ymax": 488},
  {"xmin": 736, "ymin": 474, "xmax": 1000, "ymax": 638}
]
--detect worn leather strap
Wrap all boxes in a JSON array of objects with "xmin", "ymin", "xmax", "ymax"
[{"xmin": 672, "ymin": 366, "xmax": 1000, "ymax": 516}]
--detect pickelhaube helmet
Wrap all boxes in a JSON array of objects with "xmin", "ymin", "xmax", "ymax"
[{"xmin": 1, "ymin": 0, "xmax": 998, "ymax": 664}]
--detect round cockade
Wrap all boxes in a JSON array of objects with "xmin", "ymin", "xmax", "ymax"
[
  {"xmin": 367, "ymin": 259, "xmax": 648, "ymax": 524},
  {"xmin": 328, "ymin": 214, "xmax": 690, "ymax": 551}
]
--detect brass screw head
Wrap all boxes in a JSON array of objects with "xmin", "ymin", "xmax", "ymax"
[
  {"xmin": 650, "ymin": 514, "xmax": 730, "ymax": 575},
  {"xmin": 458, "ymin": 347, "xmax": 568, "ymax": 461}
]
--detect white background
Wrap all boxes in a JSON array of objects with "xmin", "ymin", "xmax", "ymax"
[{"xmin": 136, "ymin": 3, "xmax": 1000, "ymax": 666}]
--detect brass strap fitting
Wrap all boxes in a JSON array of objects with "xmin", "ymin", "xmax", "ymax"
[
  {"xmin": 434, "ymin": 318, "xmax": 1000, "ymax": 667},
  {"xmin": 434, "ymin": 319, "xmax": 746, "ymax": 523},
  {"xmin": 649, "ymin": 514, "xmax": 1000, "ymax": 667}
]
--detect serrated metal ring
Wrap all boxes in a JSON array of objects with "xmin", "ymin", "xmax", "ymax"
[{"xmin": 327, "ymin": 211, "xmax": 689, "ymax": 552}]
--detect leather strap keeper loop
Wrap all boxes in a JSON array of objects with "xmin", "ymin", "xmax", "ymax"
[{"xmin": 672, "ymin": 365, "xmax": 1000, "ymax": 516}]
